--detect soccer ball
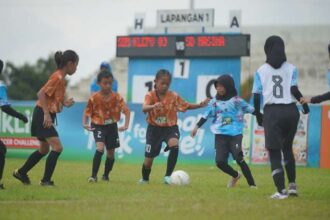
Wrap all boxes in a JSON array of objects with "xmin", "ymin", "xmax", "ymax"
[{"xmin": 170, "ymin": 170, "xmax": 190, "ymax": 186}]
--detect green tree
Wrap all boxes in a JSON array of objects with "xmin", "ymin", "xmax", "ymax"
[
  {"xmin": 240, "ymin": 75, "xmax": 254, "ymax": 101},
  {"xmin": 2, "ymin": 55, "xmax": 56, "ymax": 100}
]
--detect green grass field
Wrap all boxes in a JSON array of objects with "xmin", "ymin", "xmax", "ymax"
[{"xmin": 1, "ymin": 158, "xmax": 330, "ymax": 220}]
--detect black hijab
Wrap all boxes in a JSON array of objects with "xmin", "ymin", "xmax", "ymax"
[
  {"xmin": 213, "ymin": 74, "xmax": 237, "ymax": 101},
  {"xmin": 264, "ymin": 36, "xmax": 287, "ymax": 69}
]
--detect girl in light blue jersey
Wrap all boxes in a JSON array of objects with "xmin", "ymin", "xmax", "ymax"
[{"xmin": 192, "ymin": 74, "xmax": 256, "ymax": 188}]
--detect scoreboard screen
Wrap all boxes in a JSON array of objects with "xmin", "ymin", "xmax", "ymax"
[{"xmin": 116, "ymin": 34, "xmax": 250, "ymax": 57}]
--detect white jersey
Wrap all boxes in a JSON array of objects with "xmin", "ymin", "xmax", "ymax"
[{"xmin": 252, "ymin": 62, "xmax": 298, "ymax": 106}]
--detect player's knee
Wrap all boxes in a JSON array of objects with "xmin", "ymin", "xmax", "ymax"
[
  {"xmin": 106, "ymin": 150, "xmax": 115, "ymax": 159},
  {"xmin": 216, "ymin": 161, "xmax": 227, "ymax": 169}
]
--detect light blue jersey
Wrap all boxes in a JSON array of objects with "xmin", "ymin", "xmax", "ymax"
[
  {"xmin": 202, "ymin": 96, "xmax": 254, "ymax": 136},
  {"xmin": 0, "ymin": 80, "xmax": 10, "ymax": 106}
]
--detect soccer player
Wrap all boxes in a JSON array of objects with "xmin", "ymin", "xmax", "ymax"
[
  {"xmin": 191, "ymin": 74, "xmax": 256, "ymax": 188},
  {"xmin": 300, "ymin": 44, "xmax": 330, "ymax": 104},
  {"xmin": 0, "ymin": 59, "xmax": 28, "ymax": 189},
  {"xmin": 252, "ymin": 36, "xmax": 309, "ymax": 199},
  {"xmin": 13, "ymin": 50, "xmax": 79, "ymax": 186},
  {"xmin": 83, "ymin": 71, "xmax": 130, "ymax": 182},
  {"xmin": 139, "ymin": 69, "xmax": 209, "ymax": 184}
]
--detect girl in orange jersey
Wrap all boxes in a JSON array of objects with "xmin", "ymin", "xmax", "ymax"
[
  {"xmin": 13, "ymin": 50, "xmax": 79, "ymax": 186},
  {"xmin": 83, "ymin": 71, "xmax": 130, "ymax": 183},
  {"xmin": 139, "ymin": 69, "xmax": 209, "ymax": 184}
]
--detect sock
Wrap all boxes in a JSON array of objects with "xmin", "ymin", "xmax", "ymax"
[
  {"xmin": 42, "ymin": 151, "xmax": 61, "ymax": 182},
  {"xmin": 237, "ymin": 160, "xmax": 256, "ymax": 186},
  {"xmin": 269, "ymin": 149, "xmax": 285, "ymax": 193},
  {"xmin": 91, "ymin": 150, "xmax": 103, "ymax": 178},
  {"xmin": 19, "ymin": 150, "xmax": 45, "ymax": 174},
  {"xmin": 0, "ymin": 151, "xmax": 5, "ymax": 181},
  {"xmin": 216, "ymin": 161, "xmax": 239, "ymax": 178},
  {"xmin": 142, "ymin": 164, "xmax": 151, "ymax": 181},
  {"xmin": 165, "ymin": 146, "xmax": 179, "ymax": 176},
  {"xmin": 283, "ymin": 149, "xmax": 296, "ymax": 183},
  {"xmin": 104, "ymin": 158, "xmax": 114, "ymax": 177}
]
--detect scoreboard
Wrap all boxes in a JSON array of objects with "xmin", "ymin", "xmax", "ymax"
[
  {"xmin": 116, "ymin": 34, "xmax": 250, "ymax": 103},
  {"xmin": 117, "ymin": 34, "xmax": 250, "ymax": 57}
]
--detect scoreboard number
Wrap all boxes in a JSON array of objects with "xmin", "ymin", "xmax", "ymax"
[
  {"xmin": 196, "ymin": 75, "xmax": 218, "ymax": 103},
  {"xmin": 132, "ymin": 75, "xmax": 155, "ymax": 103},
  {"xmin": 174, "ymin": 59, "xmax": 190, "ymax": 79}
]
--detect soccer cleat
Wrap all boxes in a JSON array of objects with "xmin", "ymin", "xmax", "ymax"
[
  {"xmin": 138, "ymin": 179, "xmax": 149, "ymax": 184},
  {"xmin": 13, "ymin": 169, "xmax": 31, "ymax": 185},
  {"xmin": 40, "ymin": 180, "xmax": 55, "ymax": 186},
  {"xmin": 102, "ymin": 175, "xmax": 109, "ymax": 182},
  {"xmin": 227, "ymin": 172, "xmax": 241, "ymax": 188},
  {"xmin": 250, "ymin": 185, "xmax": 258, "ymax": 189},
  {"xmin": 88, "ymin": 176, "xmax": 97, "ymax": 183},
  {"xmin": 270, "ymin": 191, "xmax": 288, "ymax": 200},
  {"xmin": 163, "ymin": 176, "xmax": 171, "ymax": 185},
  {"xmin": 288, "ymin": 183, "xmax": 298, "ymax": 196}
]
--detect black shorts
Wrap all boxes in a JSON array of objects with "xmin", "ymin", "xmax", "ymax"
[
  {"xmin": 263, "ymin": 103, "xmax": 299, "ymax": 150},
  {"xmin": 91, "ymin": 123, "xmax": 120, "ymax": 150},
  {"xmin": 145, "ymin": 125, "xmax": 180, "ymax": 158},
  {"xmin": 215, "ymin": 134, "xmax": 243, "ymax": 163},
  {"xmin": 31, "ymin": 106, "xmax": 58, "ymax": 142}
]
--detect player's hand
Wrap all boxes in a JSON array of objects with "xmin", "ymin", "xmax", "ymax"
[
  {"xmin": 256, "ymin": 112, "xmax": 263, "ymax": 127},
  {"xmin": 83, "ymin": 124, "xmax": 95, "ymax": 131},
  {"xmin": 199, "ymin": 98, "xmax": 210, "ymax": 107},
  {"xmin": 191, "ymin": 127, "xmax": 198, "ymax": 137},
  {"xmin": 64, "ymin": 98, "xmax": 75, "ymax": 107},
  {"xmin": 300, "ymin": 97, "xmax": 311, "ymax": 104},
  {"xmin": 43, "ymin": 113, "xmax": 53, "ymax": 128},
  {"xmin": 118, "ymin": 125, "xmax": 128, "ymax": 132},
  {"xmin": 153, "ymin": 102, "xmax": 163, "ymax": 110}
]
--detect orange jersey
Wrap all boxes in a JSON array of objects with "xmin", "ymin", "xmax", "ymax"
[
  {"xmin": 84, "ymin": 91, "xmax": 129, "ymax": 125},
  {"xmin": 144, "ymin": 90, "xmax": 190, "ymax": 127},
  {"xmin": 36, "ymin": 70, "xmax": 66, "ymax": 113}
]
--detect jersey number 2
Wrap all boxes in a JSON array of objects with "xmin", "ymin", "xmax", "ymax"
[{"xmin": 272, "ymin": 75, "xmax": 283, "ymax": 98}]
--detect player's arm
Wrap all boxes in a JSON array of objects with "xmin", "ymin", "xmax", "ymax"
[
  {"xmin": 1, "ymin": 105, "xmax": 28, "ymax": 123},
  {"xmin": 306, "ymin": 91, "xmax": 330, "ymax": 104},
  {"xmin": 118, "ymin": 98, "xmax": 131, "ymax": 132},
  {"xmin": 187, "ymin": 98, "xmax": 210, "ymax": 110},
  {"xmin": 82, "ymin": 99, "xmax": 94, "ymax": 131},
  {"xmin": 238, "ymin": 98, "xmax": 255, "ymax": 114},
  {"xmin": 252, "ymin": 72, "xmax": 264, "ymax": 126},
  {"xmin": 191, "ymin": 100, "xmax": 212, "ymax": 137},
  {"xmin": 142, "ymin": 93, "xmax": 162, "ymax": 113},
  {"xmin": 290, "ymin": 68, "xmax": 309, "ymax": 114},
  {"xmin": 63, "ymin": 97, "xmax": 75, "ymax": 108}
]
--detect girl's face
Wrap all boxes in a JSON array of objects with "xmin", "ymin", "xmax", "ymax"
[
  {"xmin": 216, "ymin": 84, "xmax": 226, "ymax": 96},
  {"xmin": 66, "ymin": 61, "xmax": 79, "ymax": 75},
  {"xmin": 98, "ymin": 77, "xmax": 113, "ymax": 93},
  {"xmin": 155, "ymin": 75, "xmax": 171, "ymax": 95}
]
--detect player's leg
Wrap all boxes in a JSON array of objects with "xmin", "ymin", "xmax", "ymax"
[
  {"xmin": 103, "ymin": 149, "xmax": 115, "ymax": 181},
  {"xmin": 89, "ymin": 141, "xmax": 105, "ymax": 182},
  {"xmin": 40, "ymin": 137, "xmax": 63, "ymax": 185},
  {"xmin": 0, "ymin": 140, "xmax": 7, "ymax": 189},
  {"xmin": 13, "ymin": 139, "xmax": 49, "ymax": 185},
  {"xmin": 282, "ymin": 105, "xmax": 299, "ymax": 196},
  {"xmin": 140, "ymin": 125, "xmax": 161, "ymax": 183},
  {"xmin": 163, "ymin": 137, "xmax": 179, "ymax": 184},
  {"xmin": 163, "ymin": 126, "xmax": 180, "ymax": 184},
  {"xmin": 230, "ymin": 135, "xmax": 256, "ymax": 187},
  {"xmin": 102, "ymin": 123, "xmax": 120, "ymax": 181},
  {"xmin": 264, "ymin": 105, "xmax": 288, "ymax": 199},
  {"xmin": 215, "ymin": 135, "xmax": 240, "ymax": 187},
  {"xmin": 268, "ymin": 148, "xmax": 287, "ymax": 198}
]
